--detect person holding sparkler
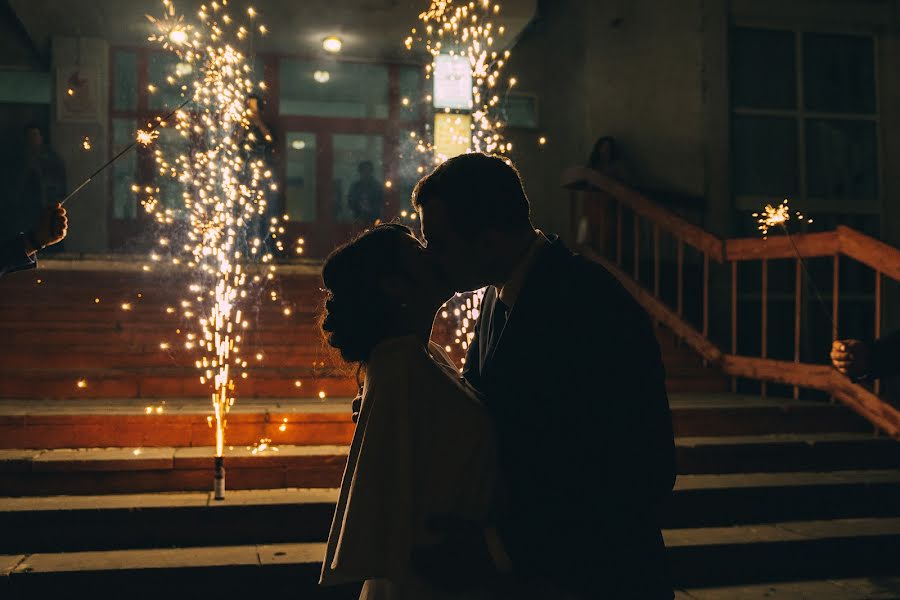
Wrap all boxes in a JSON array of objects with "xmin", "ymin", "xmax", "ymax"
[
  {"xmin": 0, "ymin": 202, "xmax": 67, "ymax": 278},
  {"xmin": 413, "ymin": 153, "xmax": 675, "ymax": 599},
  {"xmin": 318, "ymin": 223, "xmax": 509, "ymax": 599},
  {"xmin": 831, "ymin": 334, "xmax": 900, "ymax": 381}
]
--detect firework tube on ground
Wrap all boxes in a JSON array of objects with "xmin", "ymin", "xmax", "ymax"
[{"xmin": 214, "ymin": 455, "xmax": 225, "ymax": 500}]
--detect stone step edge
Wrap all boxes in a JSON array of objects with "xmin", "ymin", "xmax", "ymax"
[
  {"xmin": 5, "ymin": 517, "xmax": 900, "ymax": 576},
  {"xmin": 674, "ymin": 577, "xmax": 900, "ymax": 599},
  {"xmin": 5, "ymin": 470, "xmax": 900, "ymax": 512}
]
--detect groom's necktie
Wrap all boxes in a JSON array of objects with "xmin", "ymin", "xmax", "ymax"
[{"xmin": 484, "ymin": 297, "xmax": 508, "ymax": 370}]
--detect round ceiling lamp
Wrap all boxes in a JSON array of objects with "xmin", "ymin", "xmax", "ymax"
[{"xmin": 322, "ymin": 36, "xmax": 343, "ymax": 53}]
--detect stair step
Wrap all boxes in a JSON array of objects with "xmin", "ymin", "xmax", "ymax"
[
  {"xmin": 0, "ymin": 395, "xmax": 871, "ymax": 449},
  {"xmin": 0, "ymin": 369, "xmax": 358, "ymax": 400},
  {"xmin": 665, "ymin": 518, "xmax": 900, "ymax": 588},
  {"xmin": 666, "ymin": 470, "xmax": 900, "ymax": 527},
  {"xmin": 1, "ymin": 543, "xmax": 359, "ymax": 598},
  {"xmin": 4, "ymin": 519, "xmax": 900, "ymax": 596},
  {"xmin": 0, "ymin": 445, "xmax": 349, "ymax": 496},
  {"xmin": 676, "ymin": 433, "xmax": 900, "ymax": 474},
  {"xmin": 4, "ymin": 470, "xmax": 900, "ymax": 553},
  {"xmin": 4, "ymin": 431, "xmax": 895, "ymax": 496},
  {"xmin": 675, "ymin": 577, "xmax": 900, "ymax": 599},
  {"xmin": 0, "ymin": 399, "xmax": 354, "ymax": 449}
]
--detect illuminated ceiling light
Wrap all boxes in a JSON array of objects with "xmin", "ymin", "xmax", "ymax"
[
  {"xmin": 291, "ymin": 139, "xmax": 306, "ymax": 150},
  {"xmin": 168, "ymin": 29, "xmax": 188, "ymax": 44},
  {"xmin": 322, "ymin": 36, "xmax": 342, "ymax": 53},
  {"xmin": 313, "ymin": 70, "xmax": 330, "ymax": 83}
]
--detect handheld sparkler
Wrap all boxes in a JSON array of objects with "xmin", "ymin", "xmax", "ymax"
[
  {"xmin": 754, "ymin": 200, "xmax": 837, "ymax": 336},
  {"xmin": 60, "ymin": 97, "xmax": 192, "ymax": 206}
]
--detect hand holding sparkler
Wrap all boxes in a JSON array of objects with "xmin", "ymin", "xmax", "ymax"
[
  {"xmin": 830, "ymin": 339, "xmax": 870, "ymax": 379},
  {"xmin": 23, "ymin": 203, "xmax": 68, "ymax": 254},
  {"xmin": 60, "ymin": 97, "xmax": 190, "ymax": 206}
]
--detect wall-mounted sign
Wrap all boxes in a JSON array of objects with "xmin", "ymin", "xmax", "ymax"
[
  {"xmin": 56, "ymin": 66, "xmax": 102, "ymax": 122},
  {"xmin": 433, "ymin": 54, "xmax": 472, "ymax": 110},
  {"xmin": 434, "ymin": 112, "xmax": 472, "ymax": 159}
]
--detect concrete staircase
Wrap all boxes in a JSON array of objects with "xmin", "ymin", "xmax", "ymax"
[
  {"xmin": 2, "ymin": 261, "xmax": 900, "ymax": 597},
  {"xmin": 2, "ymin": 395, "xmax": 900, "ymax": 597}
]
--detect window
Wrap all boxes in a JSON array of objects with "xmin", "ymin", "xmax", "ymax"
[
  {"xmin": 279, "ymin": 60, "xmax": 389, "ymax": 118},
  {"xmin": 333, "ymin": 134, "xmax": 385, "ymax": 223},
  {"xmin": 285, "ymin": 132, "xmax": 317, "ymax": 222},
  {"xmin": 113, "ymin": 51, "xmax": 138, "ymax": 111},
  {"xmin": 398, "ymin": 65, "xmax": 423, "ymax": 120},
  {"xmin": 503, "ymin": 93, "xmax": 539, "ymax": 129},
  {"xmin": 730, "ymin": 28, "xmax": 878, "ymax": 216},
  {"xmin": 111, "ymin": 117, "xmax": 138, "ymax": 219}
]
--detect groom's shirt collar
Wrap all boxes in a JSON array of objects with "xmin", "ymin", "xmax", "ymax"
[{"xmin": 497, "ymin": 229, "xmax": 550, "ymax": 309}]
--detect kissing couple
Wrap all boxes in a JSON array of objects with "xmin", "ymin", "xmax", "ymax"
[{"xmin": 318, "ymin": 153, "xmax": 676, "ymax": 599}]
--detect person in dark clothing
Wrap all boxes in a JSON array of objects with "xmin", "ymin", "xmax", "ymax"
[
  {"xmin": 17, "ymin": 123, "xmax": 67, "ymax": 244},
  {"xmin": 831, "ymin": 334, "xmax": 900, "ymax": 380},
  {"xmin": 347, "ymin": 161, "xmax": 384, "ymax": 225},
  {"xmin": 411, "ymin": 153, "xmax": 676, "ymax": 599},
  {"xmin": 1, "ymin": 203, "xmax": 67, "ymax": 278}
]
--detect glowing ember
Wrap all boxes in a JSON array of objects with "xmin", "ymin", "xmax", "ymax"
[
  {"xmin": 249, "ymin": 437, "xmax": 278, "ymax": 454},
  {"xmin": 76, "ymin": 379, "xmax": 87, "ymax": 389}
]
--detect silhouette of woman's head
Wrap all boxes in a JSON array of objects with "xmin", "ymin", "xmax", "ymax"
[{"xmin": 320, "ymin": 224, "xmax": 452, "ymax": 364}]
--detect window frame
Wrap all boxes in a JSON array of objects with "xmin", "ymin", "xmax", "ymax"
[{"xmin": 730, "ymin": 25, "xmax": 881, "ymax": 216}]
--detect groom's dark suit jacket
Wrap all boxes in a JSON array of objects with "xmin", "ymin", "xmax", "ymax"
[{"xmin": 464, "ymin": 236, "xmax": 675, "ymax": 599}]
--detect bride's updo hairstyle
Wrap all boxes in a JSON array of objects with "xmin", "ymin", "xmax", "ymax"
[{"xmin": 321, "ymin": 224, "xmax": 418, "ymax": 364}]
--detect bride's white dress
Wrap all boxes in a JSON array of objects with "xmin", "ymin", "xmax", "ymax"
[{"xmin": 319, "ymin": 335, "xmax": 504, "ymax": 599}]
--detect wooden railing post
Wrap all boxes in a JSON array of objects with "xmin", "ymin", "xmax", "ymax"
[
  {"xmin": 702, "ymin": 253, "xmax": 710, "ymax": 338},
  {"xmin": 677, "ymin": 239, "xmax": 684, "ymax": 318},
  {"xmin": 616, "ymin": 203, "xmax": 623, "ymax": 266},
  {"xmin": 761, "ymin": 258, "xmax": 768, "ymax": 399},
  {"xmin": 832, "ymin": 255, "xmax": 840, "ymax": 340},
  {"xmin": 653, "ymin": 224, "xmax": 661, "ymax": 298},
  {"xmin": 731, "ymin": 260, "xmax": 737, "ymax": 393},
  {"xmin": 875, "ymin": 270, "xmax": 882, "ymax": 396},
  {"xmin": 634, "ymin": 214, "xmax": 641, "ymax": 282},
  {"xmin": 794, "ymin": 258, "xmax": 802, "ymax": 399}
]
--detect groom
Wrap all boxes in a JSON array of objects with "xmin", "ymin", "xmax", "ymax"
[{"xmin": 414, "ymin": 153, "xmax": 675, "ymax": 598}]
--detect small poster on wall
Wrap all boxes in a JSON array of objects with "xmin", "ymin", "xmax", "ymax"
[{"xmin": 56, "ymin": 66, "xmax": 101, "ymax": 122}]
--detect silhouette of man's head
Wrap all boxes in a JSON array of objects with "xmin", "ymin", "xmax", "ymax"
[
  {"xmin": 413, "ymin": 152, "xmax": 534, "ymax": 292},
  {"xmin": 24, "ymin": 121, "xmax": 44, "ymax": 150},
  {"xmin": 358, "ymin": 161, "xmax": 374, "ymax": 179}
]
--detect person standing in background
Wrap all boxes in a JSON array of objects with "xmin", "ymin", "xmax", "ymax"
[
  {"xmin": 347, "ymin": 160, "xmax": 384, "ymax": 225},
  {"xmin": 16, "ymin": 122, "xmax": 67, "ymax": 252}
]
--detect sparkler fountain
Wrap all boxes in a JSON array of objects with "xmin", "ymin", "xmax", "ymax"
[{"xmin": 143, "ymin": 0, "xmax": 275, "ymax": 499}]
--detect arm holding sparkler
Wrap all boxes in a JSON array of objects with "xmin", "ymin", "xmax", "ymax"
[
  {"xmin": 0, "ymin": 203, "xmax": 67, "ymax": 278},
  {"xmin": 832, "ymin": 332, "xmax": 900, "ymax": 381}
]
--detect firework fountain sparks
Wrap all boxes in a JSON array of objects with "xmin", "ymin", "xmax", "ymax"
[
  {"xmin": 144, "ymin": 0, "xmax": 273, "ymax": 499},
  {"xmin": 403, "ymin": 0, "xmax": 525, "ymax": 367}
]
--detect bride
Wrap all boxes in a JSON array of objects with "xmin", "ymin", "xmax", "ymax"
[{"xmin": 318, "ymin": 223, "xmax": 509, "ymax": 599}]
